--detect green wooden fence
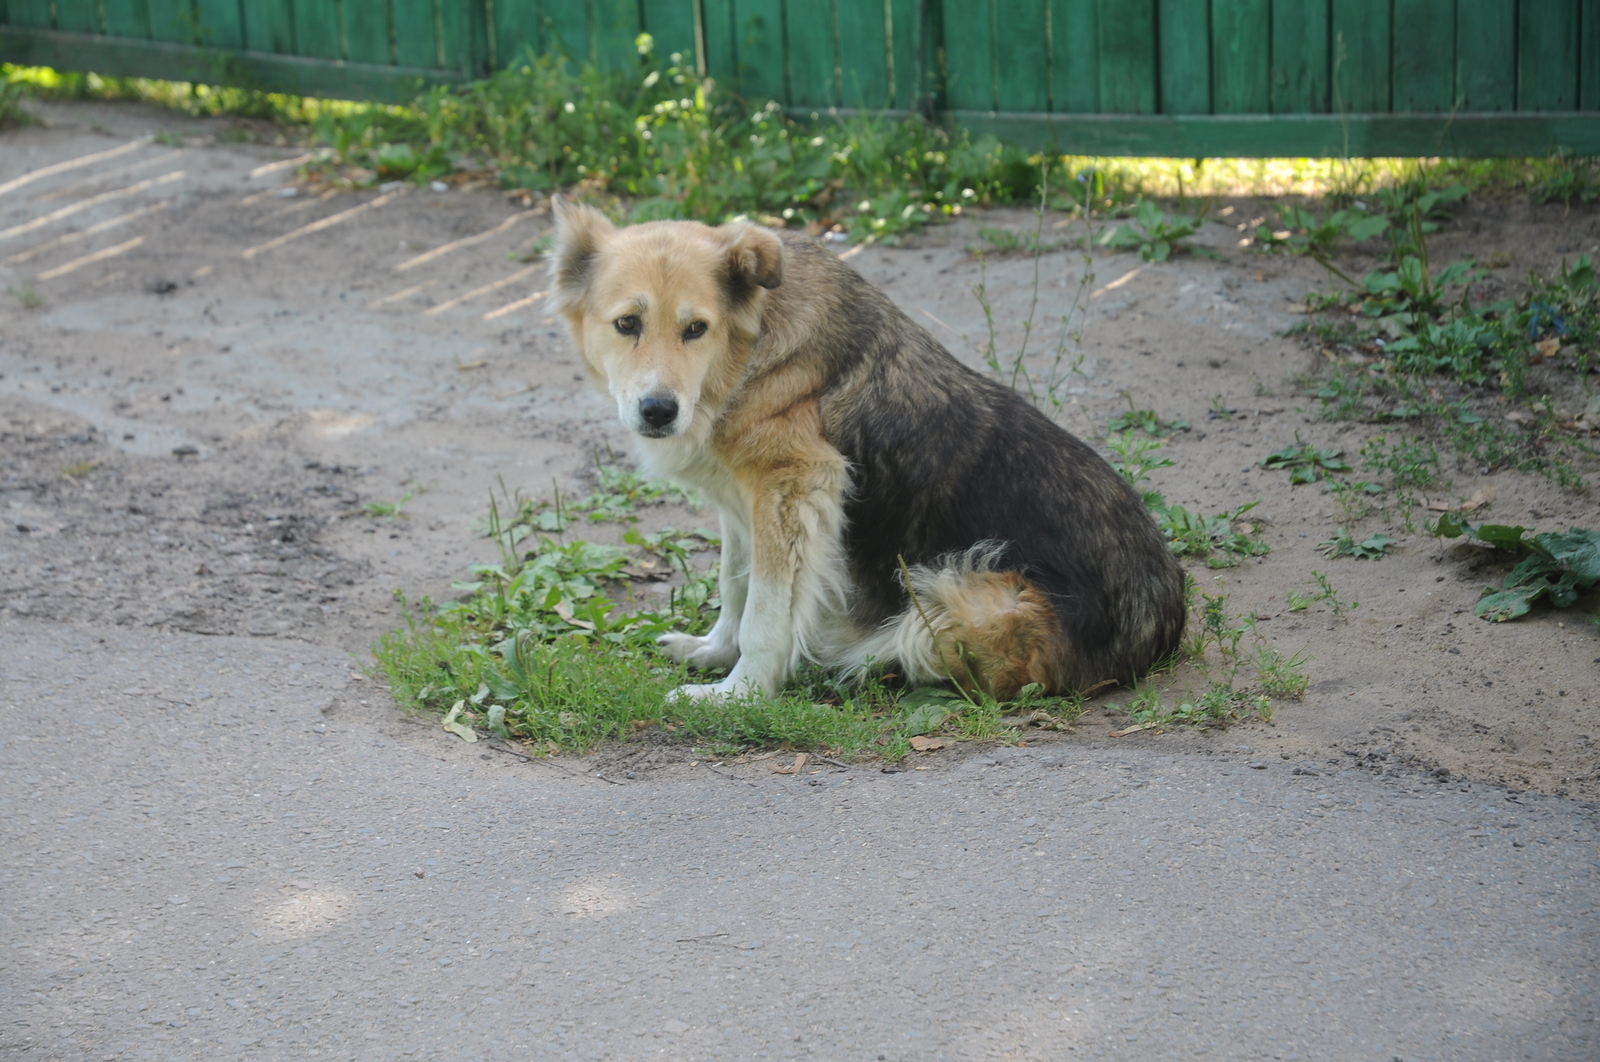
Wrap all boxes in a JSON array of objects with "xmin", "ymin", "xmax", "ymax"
[{"xmin": 3, "ymin": 1, "xmax": 1597, "ymax": 155}]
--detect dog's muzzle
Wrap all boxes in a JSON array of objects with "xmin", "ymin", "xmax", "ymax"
[{"xmin": 637, "ymin": 392, "xmax": 680, "ymax": 437}]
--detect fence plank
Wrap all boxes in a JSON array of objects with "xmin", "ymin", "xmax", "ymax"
[
  {"xmin": 941, "ymin": 0, "xmax": 995, "ymax": 111},
  {"xmin": 640, "ymin": 0, "xmax": 696, "ymax": 65},
  {"xmin": 1583, "ymin": 0, "xmax": 1600, "ymax": 110},
  {"xmin": 1211, "ymin": 0, "xmax": 1269, "ymax": 114},
  {"xmin": 1391, "ymin": 0, "xmax": 1453, "ymax": 111},
  {"xmin": 52, "ymin": 0, "xmax": 99, "ymax": 34},
  {"xmin": 1049, "ymin": 0, "xmax": 1098, "ymax": 112},
  {"xmin": 6, "ymin": 0, "xmax": 52, "ymax": 28},
  {"xmin": 489, "ymin": 0, "xmax": 538, "ymax": 67},
  {"xmin": 243, "ymin": 0, "xmax": 296, "ymax": 54},
  {"xmin": 343, "ymin": 0, "xmax": 390, "ymax": 65},
  {"xmin": 785, "ymin": 0, "xmax": 837, "ymax": 108},
  {"xmin": 99, "ymin": 0, "xmax": 148, "ymax": 38},
  {"xmin": 994, "ymin": 0, "xmax": 1048, "ymax": 113},
  {"xmin": 1519, "ymin": 0, "xmax": 1579, "ymax": 111},
  {"xmin": 540, "ymin": 0, "xmax": 588, "ymax": 61},
  {"xmin": 1331, "ymin": 0, "xmax": 1391, "ymax": 112},
  {"xmin": 702, "ymin": 0, "xmax": 736, "ymax": 77},
  {"xmin": 836, "ymin": 0, "xmax": 889, "ymax": 108},
  {"xmin": 1157, "ymin": 0, "xmax": 1208, "ymax": 114},
  {"xmin": 735, "ymin": 0, "xmax": 787, "ymax": 103},
  {"xmin": 1454, "ymin": 0, "xmax": 1512, "ymax": 111},
  {"xmin": 594, "ymin": 0, "xmax": 638, "ymax": 70},
  {"xmin": 1270, "ymin": 0, "xmax": 1328, "ymax": 113},
  {"xmin": 193, "ymin": 0, "xmax": 245, "ymax": 50},
  {"xmin": 1096, "ymin": 0, "xmax": 1155, "ymax": 114},
  {"xmin": 291, "ymin": 0, "xmax": 342, "ymax": 58}
]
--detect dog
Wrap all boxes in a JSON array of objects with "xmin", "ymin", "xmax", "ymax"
[{"xmin": 550, "ymin": 198, "xmax": 1186, "ymax": 702}]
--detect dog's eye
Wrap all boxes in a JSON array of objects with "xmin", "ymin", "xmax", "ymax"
[
  {"xmin": 614, "ymin": 315, "xmax": 641, "ymax": 336},
  {"xmin": 683, "ymin": 320, "xmax": 708, "ymax": 341}
]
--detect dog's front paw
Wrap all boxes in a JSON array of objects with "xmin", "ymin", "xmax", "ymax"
[
  {"xmin": 657, "ymin": 632, "xmax": 738, "ymax": 670},
  {"xmin": 667, "ymin": 680, "xmax": 737, "ymax": 704}
]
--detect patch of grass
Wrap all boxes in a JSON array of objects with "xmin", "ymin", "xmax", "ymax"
[
  {"xmin": 1107, "ymin": 397, "xmax": 1189, "ymax": 436},
  {"xmin": 375, "ymin": 478, "xmax": 1082, "ymax": 758},
  {"xmin": 1106, "ymin": 432, "xmax": 1269, "ymax": 567},
  {"xmin": 1117, "ymin": 581, "xmax": 1305, "ymax": 729},
  {"xmin": 363, "ymin": 490, "xmax": 415, "ymax": 521},
  {"xmin": 8, "ymin": 282, "xmax": 43, "ymax": 310},
  {"xmin": 1286, "ymin": 570, "xmax": 1358, "ymax": 616}
]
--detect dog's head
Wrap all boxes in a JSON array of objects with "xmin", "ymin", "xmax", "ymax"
[{"xmin": 549, "ymin": 198, "xmax": 783, "ymax": 440}]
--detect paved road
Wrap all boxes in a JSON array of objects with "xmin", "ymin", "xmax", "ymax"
[{"xmin": 3, "ymin": 617, "xmax": 1596, "ymax": 1061}]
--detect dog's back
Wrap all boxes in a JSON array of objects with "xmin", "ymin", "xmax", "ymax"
[{"xmin": 761, "ymin": 236, "xmax": 1186, "ymax": 693}]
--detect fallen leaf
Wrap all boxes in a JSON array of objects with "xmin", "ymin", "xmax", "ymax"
[
  {"xmin": 1535, "ymin": 337, "xmax": 1561, "ymax": 359},
  {"xmin": 1461, "ymin": 487, "xmax": 1496, "ymax": 512},
  {"xmin": 909, "ymin": 735, "xmax": 953, "ymax": 751},
  {"xmin": 770, "ymin": 752, "xmax": 809, "ymax": 774},
  {"xmin": 552, "ymin": 601, "xmax": 597, "ymax": 631},
  {"xmin": 441, "ymin": 699, "xmax": 478, "ymax": 743},
  {"xmin": 454, "ymin": 359, "xmax": 488, "ymax": 371},
  {"xmin": 1109, "ymin": 722, "xmax": 1161, "ymax": 738}
]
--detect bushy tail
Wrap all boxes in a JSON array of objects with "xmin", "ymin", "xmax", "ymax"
[{"xmin": 841, "ymin": 545, "xmax": 1071, "ymax": 700}]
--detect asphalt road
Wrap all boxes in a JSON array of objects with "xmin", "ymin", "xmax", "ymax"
[{"xmin": 3, "ymin": 617, "xmax": 1596, "ymax": 1062}]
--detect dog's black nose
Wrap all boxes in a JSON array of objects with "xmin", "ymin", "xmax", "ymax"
[{"xmin": 639, "ymin": 394, "xmax": 679, "ymax": 429}]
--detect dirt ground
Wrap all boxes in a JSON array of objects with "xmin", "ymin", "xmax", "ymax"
[{"xmin": 3, "ymin": 98, "xmax": 1598, "ymax": 801}]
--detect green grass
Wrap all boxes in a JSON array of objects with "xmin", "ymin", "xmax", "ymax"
[
  {"xmin": 373, "ymin": 473, "xmax": 1093, "ymax": 758},
  {"xmin": 1109, "ymin": 580, "xmax": 1307, "ymax": 729}
]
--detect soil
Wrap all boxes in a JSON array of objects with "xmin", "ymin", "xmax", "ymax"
[{"xmin": 4, "ymin": 99, "xmax": 1599, "ymax": 801}]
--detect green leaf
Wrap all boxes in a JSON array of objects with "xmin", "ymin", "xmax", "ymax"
[
  {"xmin": 1344, "ymin": 215, "xmax": 1390, "ymax": 241},
  {"xmin": 1533, "ymin": 528, "xmax": 1600, "ymax": 582},
  {"xmin": 1476, "ymin": 588, "xmax": 1541, "ymax": 622}
]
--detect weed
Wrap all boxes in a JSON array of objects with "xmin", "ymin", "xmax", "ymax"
[
  {"xmin": 1107, "ymin": 396, "xmax": 1188, "ymax": 436},
  {"xmin": 363, "ymin": 490, "xmax": 415, "ymax": 521},
  {"xmin": 7, "ymin": 283, "xmax": 43, "ymax": 310},
  {"xmin": 0, "ymin": 75, "xmax": 32, "ymax": 127},
  {"xmin": 1287, "ymin": 570, "xmax": 1358, "ymax": 615},
  {"xmin": 974, "ymin": 166, "xmax": 1092, "ymax": 415},
  {"xmin": 1106, "ymin": 431, "xmax": 1175, "ymax": 497},
  {"xmin": 1153, "ymin": 498, "xmax": 1270, "ymax": 568},
  {"xmin": 1107, "ymin": 433, "xmax": 1268, "ymax": 566},
  {"xmin": 1097, "ymin": 200, "xmax": 1216, "ymax": 262},
  {"xmin": 1121, "ymin": 581, "xmax": 1304, "ymax": 729},
  {"xmin": 1430, "ymin": 513, "xmax": 1600, "ymax": 622},
  {"xmin": 1252, "ymin": 645, "xmax": 1311, "ymax": 698},
  {"xmin": 1318, "ymin": 527, "xmax": 1396, "ymax": 559},
  {"xmin": 1325, "ymin": 477, "xmax": 1385, "ymax": 521},
  {"xmin": 1261, "ymin": 435, "xmax": 1351, "ymax": 483}
]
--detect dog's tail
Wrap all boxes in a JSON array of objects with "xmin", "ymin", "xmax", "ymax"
[{"xmin": 842, "ymin": 545, "xmax": 1071, "ymax": 700}]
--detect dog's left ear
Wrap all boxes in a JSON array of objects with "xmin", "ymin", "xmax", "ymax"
[
  {"xmin": 721, "ymin": 222, "xmax": 784, "ymax": 296},
  {"xmin": 549, "ymin": 195, "xmax": 615, "ymax": 310}
]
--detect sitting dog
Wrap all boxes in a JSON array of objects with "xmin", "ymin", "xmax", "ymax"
[{"xmin": 550, "ymin": 199, "xmax": 1186, "ymax": 702}]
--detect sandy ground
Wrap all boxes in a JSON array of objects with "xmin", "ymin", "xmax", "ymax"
[
  {"xmin": 3, "ymin": 99, "xmax": 1598, "ymax": 800},
  {"xmin": 2, "ymin": 98, "xmax": 1599, "ymax": 1062}
]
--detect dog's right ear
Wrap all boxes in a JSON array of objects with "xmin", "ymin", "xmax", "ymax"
[{"xmin": 549, "ymin": 195, "xmax": 615, "ymax": 309}]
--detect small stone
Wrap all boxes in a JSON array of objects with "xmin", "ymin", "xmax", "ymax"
[
  {"xmin": 167, "ymin": 895, "xmax": 188, "ymax": 905},
  {"xmin": 661, "ymin": 1019, "xmax": 689, "ymax": 1034}
]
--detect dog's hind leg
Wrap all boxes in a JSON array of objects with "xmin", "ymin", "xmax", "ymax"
[
  {"xmin": 874, "ymin": 553, "xmax": 1070, "ymax": 701},
  {"xmin": 658, "ymin": 511, "xmax": 748, "ymax": 671}
]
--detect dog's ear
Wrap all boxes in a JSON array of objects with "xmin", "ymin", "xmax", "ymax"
[
  {"xmin": 549, "ymin": 196, "xmax": 614, "ymax": 308},
  {"xmin": 721, "ymin": 222, "xmax": 784, "ymax": 299}
]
